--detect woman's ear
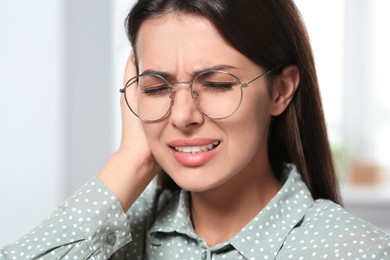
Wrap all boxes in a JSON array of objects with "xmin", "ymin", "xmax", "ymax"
[{"xmin": 270, "ymin": 65, "xmax": 300, "ymax": 116}]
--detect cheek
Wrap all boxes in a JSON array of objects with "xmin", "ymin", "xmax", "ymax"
[
  {"xmin": 225, "ymin": 111, "xmax": 269, "ymax": 150},
  {"xmin": 226, "ymin": 91, "xmax": 272, "ymax": 149},
  {"xmin": 237, "ymin": 89, "xmax": 273, "ymax": 127}
]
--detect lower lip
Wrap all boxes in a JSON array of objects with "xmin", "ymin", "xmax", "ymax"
[{"xmin": 171, "ymin": 146, "xmax": 218, "ymax": 167}]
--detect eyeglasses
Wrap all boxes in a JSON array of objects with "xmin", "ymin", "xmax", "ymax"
[{"xmin": 120, "ymin": 67, "xmax": 278, "ymax": 122}]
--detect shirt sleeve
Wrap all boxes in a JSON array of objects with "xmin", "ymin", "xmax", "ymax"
[
  {"xmin": 0, "ymin": 178, "xmax": 132, "ymax": 260},
  {"xmin": 109, "ymin": 183, "xmax": 174, "ymax": 260}
]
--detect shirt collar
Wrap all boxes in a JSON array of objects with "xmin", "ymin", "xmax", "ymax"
[
  {"xmin": 229, "ymin": 163, "xmax": 314, "ymax": 259},
  {"xmin": 148, "ymin": 164, "xmax": 314, "ymax": 259},
  {"xmin": 148, "ymin": 187, "xmax": 198, "ymax": 240}
]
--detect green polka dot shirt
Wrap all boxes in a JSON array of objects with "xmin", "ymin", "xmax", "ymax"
[{"xmin": 1, "ymin": 164, "xmax": 389, "ymax": 259}]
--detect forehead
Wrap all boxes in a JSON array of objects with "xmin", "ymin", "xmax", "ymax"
[
  {"xmin": 135, "ymin": 13, "xmax": 222, "ymax": 52},
  {"xmin": 134, "ymin": 13, "xmax": 254, "ymax": 73}
]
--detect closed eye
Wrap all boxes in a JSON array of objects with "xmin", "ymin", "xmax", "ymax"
[
  {"xmin": 200, "ymin": 81, "xmax": 235, "ymax": 92},
  {"xmin": 142, "ymin": 85, "xmax": 171, "ymax": 96}
]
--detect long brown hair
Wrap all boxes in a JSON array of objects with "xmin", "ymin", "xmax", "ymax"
[{"xmin": 125, "ymin": 0, "xmax": 341, "ymax": 204}]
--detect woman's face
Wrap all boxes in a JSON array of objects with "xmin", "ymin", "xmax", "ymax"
[{"xmin": 135, "ymin": 14, "xmax": 278, "ymax": 192}]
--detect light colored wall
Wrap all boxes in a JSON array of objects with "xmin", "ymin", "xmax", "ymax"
[
  {"xmin": 0, "ymin": 0, "xmax": 134, "ymax": 245},
  {"xmin": 0, "ymin": 0, "xmax": 67, "ymax": 245},
  {"xmin": 66, "ymin": 0, "xmax": 114, "ymax": 195}
]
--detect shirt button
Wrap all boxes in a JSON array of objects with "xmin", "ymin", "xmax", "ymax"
[
  {"xmin": 107, "ymin": 233, "xmax": 117, "ymax": 245},
  {"xmin": 201, "ymin": 251, "xmax": 207, "ymax": 260}
]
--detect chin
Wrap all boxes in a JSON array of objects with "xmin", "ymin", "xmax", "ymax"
[
  {"xmin": 167, "ymin": 172, "xmax": 225, "ymax": 193},
  {"xmin": 177, "ymin": 184, "xmax": 215, "ymax": 193}
]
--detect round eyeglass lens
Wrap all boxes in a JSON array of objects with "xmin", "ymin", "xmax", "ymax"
[
  {"xmin": 124, "ymin": 74, "xmax": 172, "ymax": 121},
  {"xmin": 192, "ymin": 71, "xmax": 242, "ymax": 119}
]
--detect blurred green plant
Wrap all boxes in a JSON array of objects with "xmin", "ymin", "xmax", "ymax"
[{"xmin": 331, "ymin": 143, "xmax": 350, "ymax": 183}]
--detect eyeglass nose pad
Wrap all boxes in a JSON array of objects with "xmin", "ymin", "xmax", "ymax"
[
  {"xmin": 169, "ymin": 88, "xmax": 176, "ymax": 99},
  {"xmin": 192, "ymin": 91, "xmax": 199, "ymax": 100}
]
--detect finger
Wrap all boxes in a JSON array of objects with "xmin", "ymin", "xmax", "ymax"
[
  {"xmin": 124, "ymin": 50, "xmax": 137, "ymax": 85},
  {"xmin": 121, "ymin": 50, "xmax": 137, "ymax": 120},
  {"xmin": 120, "ymin": 51, "xmax": 143, "ymax": 148}
]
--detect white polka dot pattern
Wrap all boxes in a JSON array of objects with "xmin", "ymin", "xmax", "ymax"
[
  {"xmin": 1, "ymin": 164, "xmax": 389, "ymax": 259},
  {"xmin": 0, "ymin": 180, "xmax": 132, "ymax": 259}
]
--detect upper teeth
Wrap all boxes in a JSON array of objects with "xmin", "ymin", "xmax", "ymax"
[{"xmin": 175, "ymin": 141, "xmax": 220, "ymax": 154}]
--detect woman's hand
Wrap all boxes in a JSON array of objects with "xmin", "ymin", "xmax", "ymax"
[
  {"xmin": 118, "ymin": 53, "xmax": 154, "ymax": 161},
  {"xmin": 98, "ymin": 53, "xmax": 160, "ymax": 211}
]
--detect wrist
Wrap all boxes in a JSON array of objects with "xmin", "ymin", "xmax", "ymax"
[{"xmin": 98, "ymin": 150, "xmax": 158, "ymax": 211}]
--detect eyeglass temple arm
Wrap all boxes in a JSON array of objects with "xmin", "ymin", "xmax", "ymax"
[{"xmin": 242, "ymin": 65, "xmax": 282, "ymax": 88}]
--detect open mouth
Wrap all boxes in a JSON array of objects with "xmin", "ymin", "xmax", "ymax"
[{"xmin": 173, "ymin": 141, "xmax": 220, "ymax": 154}]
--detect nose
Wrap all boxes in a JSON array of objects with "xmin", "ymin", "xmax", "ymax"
[{"xmin": 169, "ymin": 83, "xmax": 204, "ymax": 130}]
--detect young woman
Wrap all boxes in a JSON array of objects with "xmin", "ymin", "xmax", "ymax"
[{"xmin": 1, "ymin": 0, "xmax": 389, "ymax": 259}]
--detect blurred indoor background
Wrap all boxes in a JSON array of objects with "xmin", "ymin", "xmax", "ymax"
[{"xmin": 0, "ymin": 0, "xmax": 389, "ymax": 245}]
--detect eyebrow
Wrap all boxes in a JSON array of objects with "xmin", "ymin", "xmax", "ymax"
[{"xmin": 140, "ymin": 64, "xmax": 239, "ymax": 78}]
